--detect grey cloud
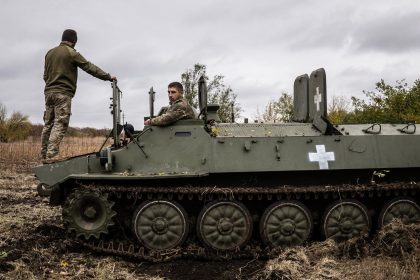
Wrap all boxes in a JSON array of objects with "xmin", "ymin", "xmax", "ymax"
[
  {"xmin": 269, "ymin": 3, "xmax": 420, "ymax": 54},
  {"xmin": 264, "ymin": 3, "xmax": 358, "ymax": 51},
  {"xmin": 350, "ymin": 11, "xmax": 420, "ymax": 53},
  {"xmin": 331, "ymin": 66, "xmax": 380, "ymax": 97}
]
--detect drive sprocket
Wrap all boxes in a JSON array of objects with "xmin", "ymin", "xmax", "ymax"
[{"xmin": 63, "ymin": 189, "xmax": 116, "ymax": 239}]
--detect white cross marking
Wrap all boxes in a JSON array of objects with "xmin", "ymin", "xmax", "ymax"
[
  {"xmin": 308, "ymin": 145, "xmax": 335, "ymax": 169},
  {"xmin": 314, "ymin": 87, "xmax": 322, "ymax": 111}
]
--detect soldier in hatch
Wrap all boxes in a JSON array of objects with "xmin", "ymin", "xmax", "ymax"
[
  {"xmin": 144, "ymin": 82, "xmax": 195, "ymax": 126},
  {"xmin": 41, "ymin": 29, "xmax": 117, "ymax": 163}
]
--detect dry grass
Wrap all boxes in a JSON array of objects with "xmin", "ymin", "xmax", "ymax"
[
  {"xmin": 0, "ymin": 136, "xmax": 110, "ymax": 173},
  {"xmin": 342, "ymin": 256, "xmax": 419, "ymax": 280},
  {"xmin": 253, "ymin": 223, "xmax": 420, "ymax": 280},
  {"xmin": 0, "ymin": 171, "xmax": 164, "ymax": 280}
]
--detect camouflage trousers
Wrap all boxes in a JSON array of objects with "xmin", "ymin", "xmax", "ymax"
[{"xmin": 41, "ymin": 92, "xmax": 72, "ymax": 159}]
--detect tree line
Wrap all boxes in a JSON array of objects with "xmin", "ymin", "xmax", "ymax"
[
  {"xmin": 339, "ymin": 79, "xmax": 420, "ymax": 124},
  {"xmin": 0, "ymin": 104, "xmax": 32, "ymax": 142},
  {"xmin": 0, "ymin": 104, "xmax": 110, "ymax": 143},
  {"xmin": 256, "ymin": 78, "xmax": 420, "ymax": 124}
]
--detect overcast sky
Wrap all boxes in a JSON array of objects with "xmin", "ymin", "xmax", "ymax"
[{"xmin": 1, "ymin": 0, "xmax": 419, "ymax": 129}]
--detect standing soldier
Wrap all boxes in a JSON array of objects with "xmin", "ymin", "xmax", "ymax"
[
  {"xmin": 144, "ymin": 82, "xmax": 195, "ymax": 126},
  {"xmin": 41, "ymin": 29, "xmax": 117, "ymax": 163}
]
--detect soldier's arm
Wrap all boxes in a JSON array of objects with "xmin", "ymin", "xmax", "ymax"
[
  {"xmin": 150, "ymin": 103, "xmax": 187, "ymax": 126},
  {"xmin": 71, "ymin": 50, "xmax": 112, "ymax": 81}
]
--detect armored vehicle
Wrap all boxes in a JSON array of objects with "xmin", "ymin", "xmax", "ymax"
[{"xmin": 33, "ymin": 69, "xmax": 420, "ymax": 260}]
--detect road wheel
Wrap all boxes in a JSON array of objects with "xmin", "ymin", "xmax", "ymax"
[
  {"xmin": 322, "ymin": 199, "xmax": 370, "ymax": 241},
  {"xmin": 197, "ymin": 200, "xmax": 252, "ymax": 251},
  {"xmin": 132, "ymin": 200, "xmax": 188, "ymax": 250},
  {"xmin": 379, "ymin": 197, "xmax": 420, "ymax": 227},
  {"xmin": 260, "ymin": 201, "xmax": 312, "ymax": 248}
]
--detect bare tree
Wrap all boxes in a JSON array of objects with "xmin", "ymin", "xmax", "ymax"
[
  {"xmin": 181, "ymin": 63, "xmax": 241, "ymax": 122},
  {"xmin": 0, "ymin": 103, "xmax": 31, "ymax": 142},
  {"xmin": 258, "ymin": 92, "xmax": 294, "ymax": 123},
  {"xmin": 0, "ymin": 102, "xmax": 6, "ymax": 124},
  {"xmin": 327, "ymin": 95, "xmax": 351, "ymax": 124}
]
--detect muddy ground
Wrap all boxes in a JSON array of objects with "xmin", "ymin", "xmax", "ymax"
[{"xmin": 0, "ymin": 172, "xmax": 419, "ymax": 280}]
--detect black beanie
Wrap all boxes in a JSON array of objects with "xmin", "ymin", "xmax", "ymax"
[{"xmin": 62, "ymin": 29, "xmax": 77, "ymax": 43}]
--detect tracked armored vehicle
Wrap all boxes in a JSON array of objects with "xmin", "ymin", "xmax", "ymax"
[{"xmin": 33, "ymin": 69, "xmax": 420, "ymax": 260}]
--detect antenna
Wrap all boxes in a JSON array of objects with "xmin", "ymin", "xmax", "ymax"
[
  {"xmin": 231, "ymin": 102, "xmax": 235, "ymax": 123},
  {"xmin": 149, "ymin": 87, "xmax": 155, "ymax": 120},
  {"xmin": 198, "ymin": 76, "xmax": 208, "ymax": 123},
  {"xmin": 111, "ymin": 81, "xmax": 122, "ymax": 147}
]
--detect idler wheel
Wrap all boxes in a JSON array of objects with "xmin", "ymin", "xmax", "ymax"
[
  {"xmin": 322, "ymin": 199, "xmax": 370, "ymax": 241},
  {"xmin": 132, "ymin": 200, "xmax": 188, "ymax": 250},
  {"xmin": 260, "ymin": 201, "xmax": 312, "ymax": 248},
  {"xmin": 197, "ymin": 200, "xmax": 252, "ymax": 251},
  {"xmin": 63, "ymin": 189, "xmax": 116, "ymax": 239},
  {"xmin": 379, "ymin": 197, "xmax": 420, "ymax": 227},
  {"xmin": 37, "ymin": 183, "xmax": 53, "ymax": 197}
]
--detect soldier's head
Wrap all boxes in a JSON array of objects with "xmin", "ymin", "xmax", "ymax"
[
  {"xmin": 62, "ymin": 29, "xmax": 78, "ymax": 46},
  {"xmin": 168, "ymin": 82, "xmax": 183, "ymax": 104}
]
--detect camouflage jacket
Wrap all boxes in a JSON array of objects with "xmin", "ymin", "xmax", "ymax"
[
  {"xmin": 44, "ymin": 42, "xmax": 112, "ymax": 97},
  {"xmin": 150, "ymin": 97, "xmax": 195, "ymax": 126}
]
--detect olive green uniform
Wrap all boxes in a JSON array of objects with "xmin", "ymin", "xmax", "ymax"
[
  {"xmin": 41, "ymin": 42, "xmax": 112, "ymax": 159},
  {"xmin": 150, "ymin": 97, "xmax": 195, "ymax": 126}
]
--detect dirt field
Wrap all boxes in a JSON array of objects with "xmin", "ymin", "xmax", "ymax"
[{"xmin": 0, "ymin": 171, "xmax": 419, "ymax": 280}]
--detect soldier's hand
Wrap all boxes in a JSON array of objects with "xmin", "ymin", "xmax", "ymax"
[
  {"xmin": 144, "ymin": 119, "xmax": 151, "ymax": 126},
  {"xmin": 110, "ymin": 76, "xmax": 117, "ymax": 82}
]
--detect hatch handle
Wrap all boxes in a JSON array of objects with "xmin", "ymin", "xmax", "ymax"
[
  {"xmin": 397, "ymin": 123, "xmax": 416, "ymax": 134},
  {"xmin": 362, "ymin": 123, "xmax": 381, "ymax": 134}
]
